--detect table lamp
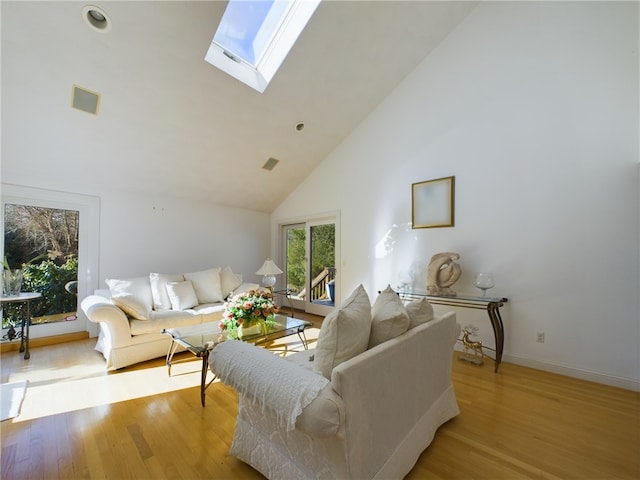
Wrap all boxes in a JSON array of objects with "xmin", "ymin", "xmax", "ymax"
[{"xmin": 256, "ymin": 259, "xmax": 283, "ymax": 290}]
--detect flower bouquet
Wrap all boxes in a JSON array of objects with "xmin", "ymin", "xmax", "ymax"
[{"xmin": 220, "ymin": 289, "xmax": 279, "ymax": 339}]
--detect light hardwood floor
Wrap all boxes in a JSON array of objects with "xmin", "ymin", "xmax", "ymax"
[{"xmin": 2, "ymin": 313, "xmax": 639, "ymax": 479}]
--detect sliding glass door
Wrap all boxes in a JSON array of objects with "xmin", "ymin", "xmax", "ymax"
[
  {"xmin": 281, "ymin": 214, "xmax": 338, "ymax": 316},
  {"xmin": 305, "ymin": 220, "xmax": 335, "ymax": 315},
  {"xmin": 283, "ymin": 223, "xmax": 305, "ymax": 300}
]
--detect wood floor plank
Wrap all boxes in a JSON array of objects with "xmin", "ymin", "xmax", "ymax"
[{"xmin": 2, "ymin": 312, "xmax": 638, "ymax": 479}]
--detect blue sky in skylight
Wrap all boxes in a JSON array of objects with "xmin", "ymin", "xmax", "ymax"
[{"xmin": 214, "ymin": 0, "xmax": 292, "ymax": 66}]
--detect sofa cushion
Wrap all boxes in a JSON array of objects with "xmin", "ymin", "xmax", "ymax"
[
  {"xmin": 130, "ymin": 307, "xmax": 224, "ymax": 335},
  {"xmin": 184, "ymin": 267, "xmax": 223, "ymax": 304},
  {"xmin": 111, "ymin": 294, "xmax": 150, "ymax": 320},
  {"xmin": 150, "ymin": 273, "xmax": 185, "ymax": 311},
  {"xmin": 166, "ymin": 280, "xmax": 199, "ymax": 310},
  {"xmin": 369, "ymin": 285, "xmax": 410, "ymax": 348},
  {"xmin": 313, "ymin": 284, "xmax": 371, "ymax": 379},
  {"xmin": 286, "ymin": 349, "xmax": 316, "ymax": 371},
  {"xmin": 105, "ymin": 277, "xmax": 153, "ymax": 320},
  {"xmin": 405, "ymin": 297, "xmax": 434, "ymax": 328},
  {"xmin": 220, "ymin": 266, "xmax": 243, "ymax": 298}
]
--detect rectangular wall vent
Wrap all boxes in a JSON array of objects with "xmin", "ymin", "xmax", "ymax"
[{"xmin": 71, "ymin": 85, "xmax": 101, "ymax": 115}]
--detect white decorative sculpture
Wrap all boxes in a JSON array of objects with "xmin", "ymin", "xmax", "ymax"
[{"xmin": 426, "ymin": 252, "xmax": 461, "ymax": 297}]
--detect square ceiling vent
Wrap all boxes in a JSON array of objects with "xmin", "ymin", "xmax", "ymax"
[
  {"xmin": 71, "ymin": 85, "xmax": 101, "ymax": 115},
  {"xmin": 262, "ymin": 157, "xmax": 280, "ymax": 171}
]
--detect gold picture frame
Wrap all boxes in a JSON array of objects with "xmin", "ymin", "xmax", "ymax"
[{"xmin": 411, "ymin": 176, "xmax": 455, "ymax": 229}]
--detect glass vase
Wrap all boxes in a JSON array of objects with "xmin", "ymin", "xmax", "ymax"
[
  {"xmin": 473, "ymin": 272, "xmax": 495, "ymax": 297},
  {"xmin": 2, "ymin": 269, "xmax": 23, "ymax": 296}
]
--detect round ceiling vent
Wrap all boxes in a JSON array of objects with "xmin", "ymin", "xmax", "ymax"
[{"xmin": 82, "ymin": 5, "xmax": 112, "ymax": 33}]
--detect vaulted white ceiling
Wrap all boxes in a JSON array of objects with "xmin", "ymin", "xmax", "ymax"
[{"xmin": 1, "ymin": 1, "xmax": 476, "ymax": 212}]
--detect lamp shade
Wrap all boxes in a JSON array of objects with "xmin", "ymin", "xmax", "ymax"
[
  {"xmin": 256, "ymin": 259, "xmax": 283, "ymax": 290},
  {"xmin": 256, "ymin": 259, "xmax": 283, "ymax": 276}
]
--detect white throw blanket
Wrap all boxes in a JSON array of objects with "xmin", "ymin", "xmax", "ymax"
[{"xmin": 210, "ymin": 340, "xmax": 329, "ymax": 431}]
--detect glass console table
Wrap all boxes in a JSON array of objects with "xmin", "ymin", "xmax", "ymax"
[{"xmin": 396, "ymin": 289, "xmax": 508, "ymax": 373}]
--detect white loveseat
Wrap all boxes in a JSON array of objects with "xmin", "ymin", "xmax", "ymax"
[
  {"xmin": 210, "ymin": 285, "xmax": 460, "ymax": 480},
  {"xmin": 81, "ymin": 266, "xmax": 257, "ymax": 370}
]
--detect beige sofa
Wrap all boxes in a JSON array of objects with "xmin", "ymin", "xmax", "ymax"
[
  {"xmin": 210, "ymin": 285, "xmax": 460, "ymax": 480},
  {"xmin": 81, "ymin": 266, "xmax": 257, "ymax": 369}
]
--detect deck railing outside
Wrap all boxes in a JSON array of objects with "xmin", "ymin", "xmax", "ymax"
[{"xmin": 293, "ymin": 267, "xmax": 336, "ymax": 302}]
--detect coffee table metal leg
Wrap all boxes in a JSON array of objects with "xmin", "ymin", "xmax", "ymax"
[
  {"xmin": 201, "ymin": 353, "xmax": 209, "ymax": 406},
  {"xmin": 200, "ymin": 352, "xmax": 218, "ymax": 407},
  {"xmin": 165, "ymin": 339, "xmax": 180, "ymax": 376},
  {"xmin": 297, "ymin": 327, "xmax": 309, "ymax": 350}
]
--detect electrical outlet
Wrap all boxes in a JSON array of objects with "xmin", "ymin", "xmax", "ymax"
[{"xmin": 536, "ymin": 331, "xmax": 545, "ymax": 343}]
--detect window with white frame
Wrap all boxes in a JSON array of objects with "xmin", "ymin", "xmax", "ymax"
[
  {"xmin": 1, "ymin": 185, "xmax": 100, "ymax": 338},
  {"xmin": 205, "ymin": 0, "xmax": 321, "ymax": 93}
]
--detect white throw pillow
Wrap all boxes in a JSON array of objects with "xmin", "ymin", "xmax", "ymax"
[
  {"xmin": 166, "ymin": 280, "xmax": 199, "ymax": 310},
  {"xmin": 111, "ymin": 294, "xmax": 150, "ymax": 320},
  {"xmin": 369, "ymin": 285, "xmax": 410, "ymax": 348},
  {"xmin": 184, "ymin": 267, "xmax": 223, "ymax": 304},
  {"xmin": 220, "ymin": 266, "xmax": 243, "ymax": 298},
  {"xmin": 150, "ymin": 273, "xmax": 185, "ymax": 311},
  {"xmin": 405, "ymin": 297, "xmax": 434, "ymax": 328},
  {"xmin": 314, "ymin": 284, "xmax": 372, "ymax": 379},
  {"xmin": 229, "ymin": 282, "xmax": 261, "ymax": 298},
  {"xmin": 106, "ymin": 277, "xmax": 153, "ymax": 320}
]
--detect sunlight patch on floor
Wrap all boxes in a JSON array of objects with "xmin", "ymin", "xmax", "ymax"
[
  {"xmin": 2, "ymin": 326, "xmax": 320, "ymax": 422},
  {"xmin": 13, "ymin": 357, "xmax": 206, "ymax": 422}
]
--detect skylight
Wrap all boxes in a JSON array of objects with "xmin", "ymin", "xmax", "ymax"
[{"xmin": 205, "ymin": 0, "xmax": 321, "ymax": 93}]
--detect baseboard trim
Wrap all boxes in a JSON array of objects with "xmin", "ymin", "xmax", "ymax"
[
  {"xmin": 1, "ymin": 331, "xmax": 89, "ymax": 353},
  {"xmin": 503, "ymin": 353, "xmax": 640, "ymax": 392}
]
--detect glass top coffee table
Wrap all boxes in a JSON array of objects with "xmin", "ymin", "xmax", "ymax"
[{"xmin": 162, "ymin": 315, "xmax": 312, "ymax": 406}]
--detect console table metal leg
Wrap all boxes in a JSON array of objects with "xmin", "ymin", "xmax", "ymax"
[
  {"xmin": 286, "ymin": 293, "xmax": 294, "ymax": 318},
  {"xmin": 487, "ymin": 302, "xmax": 504, "ymax": 373}
]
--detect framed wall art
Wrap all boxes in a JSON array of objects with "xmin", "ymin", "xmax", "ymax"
[{"xmin": 411, "ymin": 176, "xmax": 455, "ymax": 229}]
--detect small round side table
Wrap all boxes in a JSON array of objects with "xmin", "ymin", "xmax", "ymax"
[{"xmin": 1, "ymin": 292, "xmax": 42, "ymax": 359}]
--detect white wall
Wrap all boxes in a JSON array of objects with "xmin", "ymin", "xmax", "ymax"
[
  {"xmin": 1, "ymin": 184, "xmax": 271, "ymax": 338},
  {"xmin": 96, "ymin": 189, "xmax": 270, "ymax": 284},
  {"xmin": 273, "ymin": 2, "xmax": 640, "ymax": 390}
]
